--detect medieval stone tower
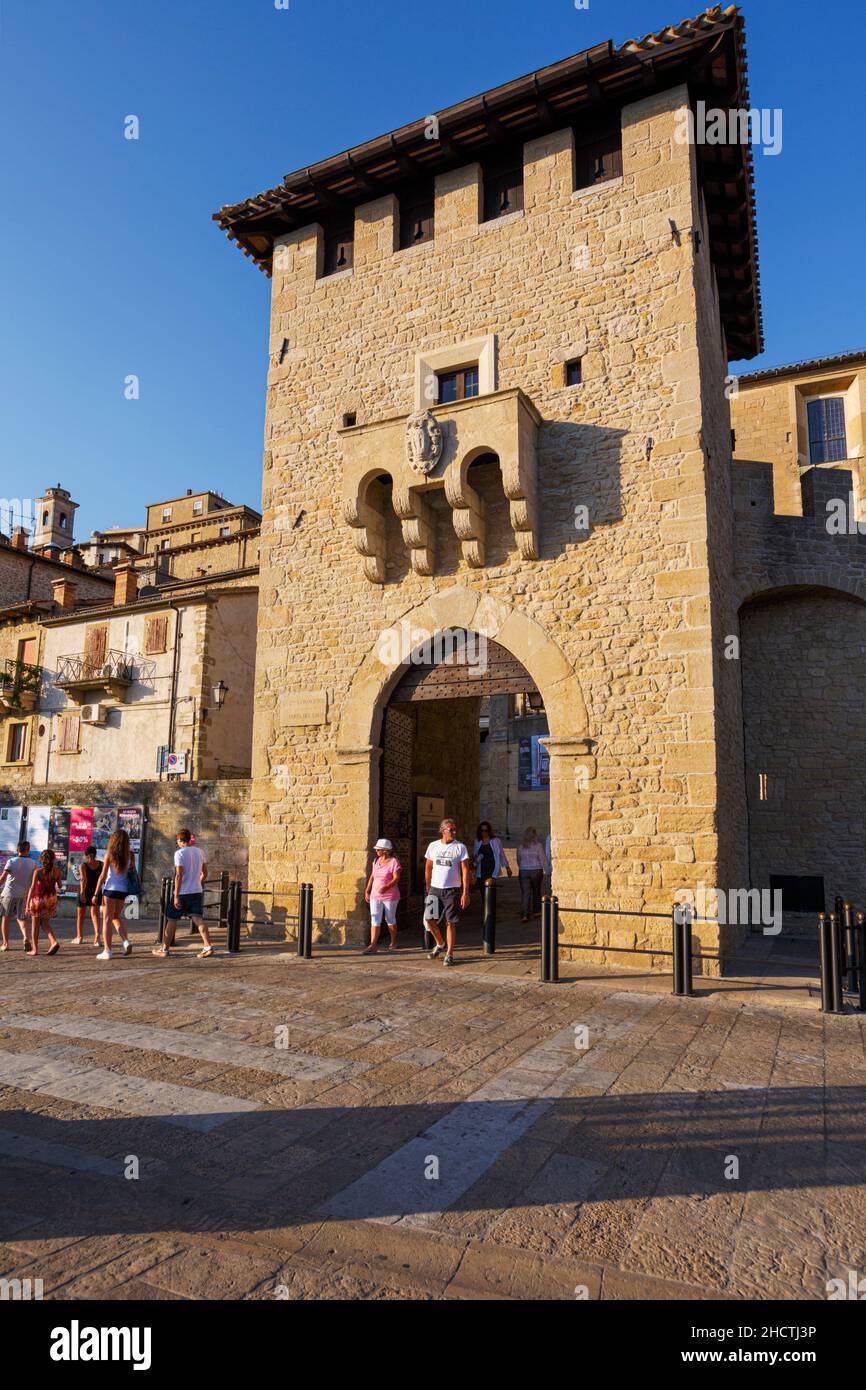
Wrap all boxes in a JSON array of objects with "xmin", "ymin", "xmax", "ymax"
[
  {"xmin": 32, "ymin": 484, "xmax": 78, "ymax": 554},
  {"xmin": 217, "ymin": 6, "xmax": 766, "ymax": 964}
]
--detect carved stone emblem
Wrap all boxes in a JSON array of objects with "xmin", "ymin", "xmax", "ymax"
[{"xmin": 405, "ymin": 410, "xmax": 444, "ymax": 475}]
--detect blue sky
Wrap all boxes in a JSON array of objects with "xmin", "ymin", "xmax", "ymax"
[{"xmin": 2, "ymin": 0, "xmax": 864, "ymax": 539}]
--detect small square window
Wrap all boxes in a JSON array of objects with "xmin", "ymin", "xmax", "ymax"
[
  {"xmin": 482, "ymin": 152, "xmax": 524, "ymax": 222},
  {"xmin": 574, "ymin": 125, "xmax": 623, "ymax": 191},
  {"xmin": 161, "ymin": 539, "xmax": 170, "ymax": 551},
  {"xmin": 193, "ymin": 500, "xmax": 203, "ymax": 515},
  {"xmin": 220, "ymin": 526, "xmax": 230, "ymax": 537},
  {"xmin": 399, "ymin": 180, "xmax": 435, "ymax": 249},
  {"xmin": 565, "ymin": 358, "xmax": 582, "ymax": 387},
  {"xmin": 342, "ymin": 412, "xmax": 357, "ymax": 429},
  {"xmin": 437, "ymin": 367, "xmax": 479, "ymax": 404},
  {"xmin": 807, "ymin": 397, "xmax": 847, "ymax": 464},
  {"xmin": 322, "ymin": 223, "xmax": 354, "ymax": 276},
  {"xmin": 162, "ymin": 507, "xmax": 172, "ymax": 522}
]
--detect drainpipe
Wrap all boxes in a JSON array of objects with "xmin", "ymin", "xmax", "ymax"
[{"xmin": 165, "ymin": 603, "xmax": 183, "ymax": 780}]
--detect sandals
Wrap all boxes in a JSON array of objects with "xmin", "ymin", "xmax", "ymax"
[
  {"xmin": 198, "ymin": 947, "xmax": 213, "ymax": 958},
  {"xmin": 47, "ymin": 943, "xmax": 60, "ymax": 956}
]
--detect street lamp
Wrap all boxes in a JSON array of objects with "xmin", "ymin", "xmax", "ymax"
[{"xmin": 211, "ymin": 680, "xmax": 229, "ymax": 711}]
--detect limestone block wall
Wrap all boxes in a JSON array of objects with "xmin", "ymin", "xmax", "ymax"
[
  {"xmin": 250, "ymin": 85, "xmax": 740, "ymax": 959},
  {"xmin": 0, "ymin": 548, "xmax": 112, "ymax": 609},
  {"xmin": 740, "ymin": 591, "xmax": 866, "ymax": 916}
]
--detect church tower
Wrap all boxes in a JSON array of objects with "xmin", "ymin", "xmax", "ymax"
[{"xmin": 32, "ymin": 484, "xmax": 78, "ymax": 553}]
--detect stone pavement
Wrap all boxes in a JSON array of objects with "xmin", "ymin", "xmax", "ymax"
[{"xmin": 0, "ymin": 921, "xmax": 864, "ymax": 1301}]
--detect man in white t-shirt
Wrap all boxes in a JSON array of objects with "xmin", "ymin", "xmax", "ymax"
[
  {"xmin": 152, "ymin": 827, "xmax": 212, "ymax": 959},
  {"xmin": 0, "ymin": 840, "xmax": 37, "ymax": 950},
  {"xmin": 423, "ymin": 819, "xmax": 470, "ymax": 967}
]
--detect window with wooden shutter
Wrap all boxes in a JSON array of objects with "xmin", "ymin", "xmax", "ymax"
[
  {"xmin": 482, "ymin": 151, "xmax": 524, "ymax": 222},
  {"xmin": 322, "ymin": 222, "xmax": 354, "ymax": 276},
  {"xmin": 83, "ymin": 624, "xmax": 108, "ymax": 678},
  {"xmin": 574, "ymin": 124, "xmax": 623, "ymax": 191},
  {"xmin": 60, "ymin": 714, "xmax": 80, "ymax": 754},
  {"xmin": 399, "ymin": 180, "xmax": 435, "ymax": 249},
  {"xmin": 144, "ymin": 615, "xmax": 169, "ymax": 654},
  {"xmin": 7, "ymin": 722, "xmax": 28, "ymax": 763}
]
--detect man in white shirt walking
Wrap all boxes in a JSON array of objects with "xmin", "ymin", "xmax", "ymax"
[
  {"xmin": 0, "ymin": 840, "xmax": 37, "ymax": 950},
  {"xmin": 152, "ymin": 827, "xmax": 212, "ymax": 959},
  {"xmin": 424, "ymin": 819, "xmax": 471, "ymax": 967}
]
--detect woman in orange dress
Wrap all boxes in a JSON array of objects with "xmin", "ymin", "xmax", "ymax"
[{"xmin": 25, "ymin": 849, "xmax": 62, "ymax": 957}]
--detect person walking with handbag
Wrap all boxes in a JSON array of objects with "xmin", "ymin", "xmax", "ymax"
[
  {"xmin": 24, "ymin": 849, "xmax": 63, "ymax": 957},
  {"xmin": 516, "ymin": 826, "xmax": 550, "ymax": 923},
  {"xmin": 94, "ymin": 829, "xmax": 135, "ymax": 960},
  {"xmin": 152, "ymin": 828, "xmax": 211, "ymax": 959},
  {"xmin": 363, "ymin": 838, "xmax": 402, "ymax": 953},
  {"xmin": 473, "ymin": 821, "xmax": 512, "ymax": 886}
]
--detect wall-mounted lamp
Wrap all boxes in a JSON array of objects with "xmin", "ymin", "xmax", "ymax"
[{"xmin": 211, "ymin": 680, "xmax": 229, "ymax": 711}]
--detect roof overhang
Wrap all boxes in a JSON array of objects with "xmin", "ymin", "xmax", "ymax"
[{"xmin": 214, "ymin": 4, "xmax": 762, "ymax": 357}]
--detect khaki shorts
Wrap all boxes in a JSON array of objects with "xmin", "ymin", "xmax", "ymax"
[{"xmin": 0, "ymin": 893, "xmax": 27, "ymax": 919}]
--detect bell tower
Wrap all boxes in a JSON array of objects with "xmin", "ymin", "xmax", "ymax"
[{"xmin": 32, "ymin": 484, "xmax": 78, "ymax": 553}]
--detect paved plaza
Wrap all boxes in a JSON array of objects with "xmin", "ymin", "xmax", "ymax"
[{"xmin": 0, "ymin": 921, "xmax": 864, "ymax": 1302}]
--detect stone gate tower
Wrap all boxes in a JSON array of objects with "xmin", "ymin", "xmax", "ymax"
[{"xmin": 216, "ymin": 5, "xmax": 763, "ymax": 966}]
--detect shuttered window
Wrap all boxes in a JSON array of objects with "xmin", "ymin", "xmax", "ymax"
[
  {"xmin": 7, "ymin": 722, "xmax": 27, "ymax": 762},
  {"xmin": 60, "ymin": 714, "xmax": 80, "ymax": 753},
  {"xmin": 83, "ymin": 624, "xmax": 108, "ymax": 676},
  {"xmin": 399, "ymin": 180, "xmax": 435, "ymax": 248},
  {"xmin": 807, "ymin": 397, "xmax": 847, "ymax": 464},
  {"xmin": 482, "ymin": 153, "xmax": 524, "ymax": 222},
  {"xmin": 574, "ymin": 125, "xmax": 623, "ymax": 191},
  {"xmin": 144, "ymin": 615, "xmax": 169, "ymax": 654},
  {"xmin": 322, "ymin": 224, "xmax": 354, "ymax": 276}
]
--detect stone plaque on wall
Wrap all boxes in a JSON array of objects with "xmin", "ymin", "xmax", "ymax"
[{"xmin": 280, "ymin": 690, "xmax": 328, "ymax": 726}]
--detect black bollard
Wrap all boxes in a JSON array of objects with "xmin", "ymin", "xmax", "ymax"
[
  {"xmin": 227, "ymin": 880, "xmax": 241, "ymax": 954},
  {"xmin": 681, "ymin": 903, "xmax": 694, "ymax": 997},
  {"xmin": 843, "ymin": 901, "xmax": 856, "ymax": 993},
  {"xmin": 541, "ymin": 896, "xmax": 551, "ymax": 982},
  {"xmin": 672, "ymin": 904, "xmax": 684, "ymax": 995},
  {"xmin": 821, "ymin": 913, "xmax": 845, "ymax": 1014},
  {"xmin": 550, "ymin": 896, "xmax": 560, "ymax": 982},
  {"xmin": 297, "ymin": 884, "xmax": 308, "ymax": 957},
  {"xmin": 857, "ymin": 913, "xmax": 866, "ymax": 1013},
  {"xmin": 482, "ymin": 878, "xmax": 497, "ymax": 955},
  {"xmin": 303, "ymin": 882, "xmax": 313, "ymax": 959},
  {"xmin": 157, "ymin": 876, "xmax": 170, "ymax": 945}
]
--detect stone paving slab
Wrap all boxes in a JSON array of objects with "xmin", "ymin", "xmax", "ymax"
[{"xmin": 0, "ymin": 937, "xmax": 862, "ymax": 1301}]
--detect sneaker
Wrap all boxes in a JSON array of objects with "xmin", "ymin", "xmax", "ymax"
[
  {"xmin": 428, "ymin": 943, "xmax": 445, "ymax": 959},
  {"xmin": 443, "ymin": 954, "xmax": 455, "ymax": 967},
  {"xmin": 96, "ymin": 949, "xmax": 112, "ymax": 961},
  {"xmin": 0, "ymin": 944, "xmax": 7, "ymax": 952},
  {"xmin": 121, "ymin": 940, "xmax": 132, "ymax": 956},
  {"xmin": 73, "ymin": 937, "xmax": 83, "ymax": 945}
]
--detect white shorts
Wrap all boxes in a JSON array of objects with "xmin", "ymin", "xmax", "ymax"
[{"xmin": 370, "ymin": 898, "xmax": 398, "ymax": 927}]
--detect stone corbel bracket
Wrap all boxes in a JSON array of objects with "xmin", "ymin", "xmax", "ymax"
[
  {"xmin": 343, "ymin": 483, "xmax": 386, "ymax": 584},
  {"xmin": 444, "ymin": 458, "xmax": 486, "ymax": 568},
  {"xmin": 392, "ymin": 478, "xmax": 437, "ymax": 576},
  {"xmin": 501, "ymin": 401, "xmax": 540, "ymax": 560}
]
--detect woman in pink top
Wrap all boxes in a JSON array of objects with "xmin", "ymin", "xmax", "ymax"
[{"xmin": 363, "ymin": 838, "xmax": 402, "ymax": 953}]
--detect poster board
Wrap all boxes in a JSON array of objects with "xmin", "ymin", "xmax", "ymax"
[
  {"xmin": 518, "ymin": 735, "xmax": 550, "ymax": 791},
  {"xmin": 0, "ymin": 805, "xmax": 23, "ymax": 874},
  {"xmin": 3, "ymin": 804, "xmax": 146, "ymax": 891},
  {"xmin": 415, "ymin": 795, "xmax": 445, "ymax": 892}
]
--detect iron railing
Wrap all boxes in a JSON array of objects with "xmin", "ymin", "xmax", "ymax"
[
  {"xmin": 0, "ymin": 657, "xmax": 42, "ymax": 707},
  {"xmin": 55, "ymin": 649, "xmax": 135, "ymax": 686}
]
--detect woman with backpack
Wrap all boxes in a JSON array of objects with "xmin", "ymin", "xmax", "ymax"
[
  {"xmin": 94, "ymin": 829, "xmax": 137, "ymax": 961},
  {"xmin": 24, "ymin": 849, "xmax": 63, "ymax": 957}
]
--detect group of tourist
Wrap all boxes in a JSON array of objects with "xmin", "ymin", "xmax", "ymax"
[
  {"xmin": 0, "ymin": 826, "xmax": 212, "ymax": 962},
  {"xmin": 363, "ymin": 817, "xmax": 552, "ymax": 966}
]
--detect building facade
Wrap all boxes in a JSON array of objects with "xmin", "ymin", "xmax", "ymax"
[{"xmin": 216, "ymin": 6, "xmax": 771, "ymax": 964}]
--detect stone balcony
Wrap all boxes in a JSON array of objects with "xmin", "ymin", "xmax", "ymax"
[
  {"xmin": 0, "ymin": 659, "xmax": 42, "ymax": 715},
  {"xmin": 341, "ymin": 387, "xmax": 541, "ymax": 582}
]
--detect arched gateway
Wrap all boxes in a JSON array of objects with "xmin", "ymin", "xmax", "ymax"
[{"xmin": 330, "ymin": 587, "xmax": 598, "ymax": 938}]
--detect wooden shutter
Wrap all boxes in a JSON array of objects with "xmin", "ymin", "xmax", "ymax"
[
  {"xmin": 144, "ymin": 615, "xmax": 169, "ymax": 654},
  {"xmin": 18, "ymin": 638, "xmax": 37, "ymax": 666},
  {"xmin": 83, "ymin": 624, "xmax": 108, "ymax": 675},
  {"xmin": 60, "ymin": 714, "xmax": 80, "ymax": 753}
]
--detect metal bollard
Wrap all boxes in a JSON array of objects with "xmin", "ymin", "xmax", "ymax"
[
  {"xmin": 482, "ymin": 878, "xmax": 497, "ymax": 955},
  {"xmin": 297, "ymin": 884, "xmax": 308, "ymax": 957},
  {"xmin": 303, "ymin": 882, "xmax": 313, "ymax": 959},
  {"xmin": 157, "ymin": 876, "xmax": 170, "ymax": 944},
  {"xmin": 819, "ymin": 913, "xmax": 845, "ymax": 1014},
  {"xmin": 857, "ymin": 913, "xmax": 866, "ymax": 1013},
  {"xmin": 227, "ymin": 880, "xmax": 241, "ymax": 954},
  {"xmin": 219, "ymin": 870, "xmax": 231, "ymax": 936},
  {"xmin": 672, "ymin": 904, "xmax": 684, "ymax": 995},
  {"xmin": 541, "ymin": 896, "xmax": 551, "ymax": 982},
  {"xmin": 681, "ymin": 903, "xmax": 694, "ymax": 997},
  {"xmin": 550, "ymin": 896, "xmax": 560, "ymax": 982},
  {"xmin": 843, "ymin": 901, "xmax": 857, "ymax": 993}
]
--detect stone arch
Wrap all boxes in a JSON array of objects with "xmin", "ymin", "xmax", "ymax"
[
  {"xmin": 734, "ymin": 569, "xmax": 866, "ymax": 613},
  {"xmin": 336, "ymin": 586, "xmax": 589, "ymax": 751}
]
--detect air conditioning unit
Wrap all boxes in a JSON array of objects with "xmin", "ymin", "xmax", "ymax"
[{"xmin": 80, "ymin": 702, "xmax": 108, "ymax": 725}]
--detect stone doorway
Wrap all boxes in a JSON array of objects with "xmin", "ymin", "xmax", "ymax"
[{"xmin": 378, "ymin": 631, "xmax": 551, "ymax": 943}]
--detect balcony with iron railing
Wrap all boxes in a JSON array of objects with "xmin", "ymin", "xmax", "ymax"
[
  {"xmin": 54, "ymin": 649, "xmax": 135, "ymax": 704},
  {"xmin": 0, "ymin": 658, "xmax": 43, "ymax": 714}
]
